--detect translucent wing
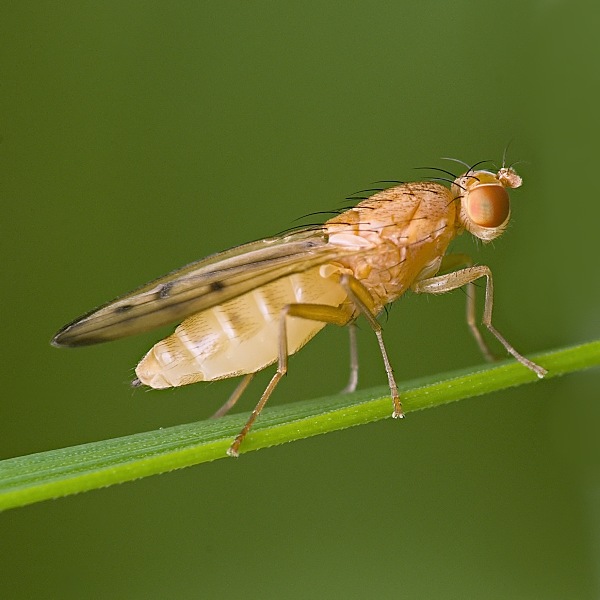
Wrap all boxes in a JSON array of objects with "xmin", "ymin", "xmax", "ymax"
[{"xmin": 52, "ymin": 227, "xmax": 360, "ymax": 347}]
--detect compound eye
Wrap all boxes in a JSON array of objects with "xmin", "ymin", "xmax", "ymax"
[{"xmin": 467, "ymin": 184, "xmax": 510, "ymax": 228}]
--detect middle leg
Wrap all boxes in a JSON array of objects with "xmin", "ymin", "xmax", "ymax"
[{"xmin": 227, "ymin": 301, "xmax": 355, "ymax": 457}]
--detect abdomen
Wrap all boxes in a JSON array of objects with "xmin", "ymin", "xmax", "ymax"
[{"xmin": 135, "ymin": 266, "xmax": 347, "ymax": 388}]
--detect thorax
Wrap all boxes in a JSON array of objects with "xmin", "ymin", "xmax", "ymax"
[{"xmin": 325, "ymin": 181, "xmax": 459, "ymax": 309}]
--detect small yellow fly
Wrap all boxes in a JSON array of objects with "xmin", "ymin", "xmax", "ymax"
[{"xmin": 52, "ymin": 160, "xmax": 547, "ymax": 456}]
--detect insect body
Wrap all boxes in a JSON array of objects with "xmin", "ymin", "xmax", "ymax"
[{"xmin": 52, "ymin": 163, "xmax": 547, "ymax": 456}]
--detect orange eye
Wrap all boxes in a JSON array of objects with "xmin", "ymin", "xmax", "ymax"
[{"xmin": 467, "ymin": 184, "xmax": 510, "ymax": 228}]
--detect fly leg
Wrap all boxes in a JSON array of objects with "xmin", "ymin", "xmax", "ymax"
[
  {"xmin": 340, "ymin": 322, "xmax": 359, "ymax": 393},
  {"xmin": 339, "ymin": 274, "xmax": 403, "ymax": 419},
  {"xmin": 210, "ymin": 373, "xmax": 255, "ymax": 419},
  {"xmin": 227, "ymin": 302, "xmax": 354, "ymax": 457},
  {"xmin": 412, "ymin": 264, "xmax": 547, "ymax": 378},
  {"xmin": 434, "ymin": 254, "xmax": 496, "ymax": 362}
]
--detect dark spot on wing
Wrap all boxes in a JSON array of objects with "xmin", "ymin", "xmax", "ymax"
[
  {"xmin": 115, "ymin": 304, "xmax": 133, "ymax": 313},
  {"xmin": 303, "ymin": 240, "xmax": 321, "ymax": 248},
  {"xmin": 210, "ymin": 281, "xmax": 225, "ymax": 292},
  {"xmin": 158, "ymin": 282, "xmax": 174, "ymax": 299}
]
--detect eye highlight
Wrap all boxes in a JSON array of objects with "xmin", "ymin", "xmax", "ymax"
[{"xmin": 466, "ymin": 184, "xmax": 510, "ymax": 228}]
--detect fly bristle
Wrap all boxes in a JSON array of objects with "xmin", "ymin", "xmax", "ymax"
[
  {"xmin": 293, "ymin": 210, "xmax": 346, "ymax": 223},
  {"xmin": 426, "ymin": 176, "xmax": 459, "ymax": 187},
  {"xmin": 415, "ymin": 166, "xmax": 458, "ymax": 179},
  {"xmin": 349, "ymin": 187, "xmax": 387, "ymax": 195}
]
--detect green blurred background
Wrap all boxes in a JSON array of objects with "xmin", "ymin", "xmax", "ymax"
[{"xmin": 2, "ymin": 2, "xmax": 599, "ymax": 598}]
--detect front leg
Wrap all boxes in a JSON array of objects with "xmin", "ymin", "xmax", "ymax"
[
  {"xmin": 412, "ymin": 265, "xmax": 547, "ymax": 378},
  {"xmin": 432, "ymin": 253, "xmax": 495, "ymax": 362}
]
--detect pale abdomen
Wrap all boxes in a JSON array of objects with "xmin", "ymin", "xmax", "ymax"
[{"xmin": 135, "ymin": 266, "xmax": 348, "ymax": 388}]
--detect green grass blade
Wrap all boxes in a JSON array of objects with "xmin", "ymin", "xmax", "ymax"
[{"xmin": 1, "ymin": 340, "xmax": 598, "ymax": 511}]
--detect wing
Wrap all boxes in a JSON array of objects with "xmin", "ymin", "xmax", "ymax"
[{"xmin": 52, "ymin": 227, "xmax": 360, "ymax": 347}]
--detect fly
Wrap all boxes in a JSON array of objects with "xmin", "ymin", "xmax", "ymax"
[{"xmin": 52, "ymin": 161, "xmax": 547, "ymax": 456}]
